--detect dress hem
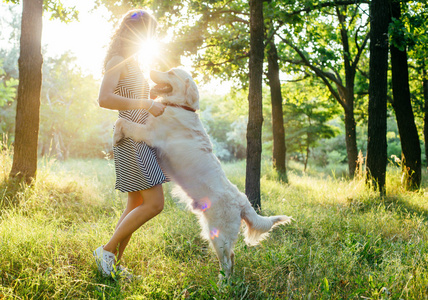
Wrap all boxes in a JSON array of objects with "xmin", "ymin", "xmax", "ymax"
[{"xmin": 115, "ymin": 178, "xmax": 170, "ymax": 193}]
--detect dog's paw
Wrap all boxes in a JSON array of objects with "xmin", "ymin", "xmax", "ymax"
[
  {"xmin": 113, "ymin": 130, "xmax": 124, "ymax": 146},
  {"xmin": 217, "ymin": 272, "xmax": 232, "ymax": 289},
  {"xmin": 113, "ymin": 119, "xmax": 125, "ymax": 146}
]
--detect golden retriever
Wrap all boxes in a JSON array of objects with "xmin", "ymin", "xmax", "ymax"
[{"xmin": 113, "ymin": 68, "xmax": 292, "ymax": 279}]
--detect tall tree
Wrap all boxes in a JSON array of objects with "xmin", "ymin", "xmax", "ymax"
[
  {"xmin": 366, "ymin": 0, "xmax": 390, "ymax": 194},
  {"xmin": 400, "ymin": 1, "xmax": 428, "ymax": 168},
  {"xmin": 9, "ymin": 0, "xmax": 43, "ymax": 183},
  {"xmin": 389, "ymin": 2, "xmax": 421, "ymax": 190},
  {"xmin": 4, "ymin": 0, "xmax": 77, "ymax": 183},
  {"xmin": 424, "ymin": 63, "xmax": 428, "ymax": 166},
  {"xmin": 266, "ymin": 39, "xmax": 287, "ymax": 180},
  {"xmin": 246, "ymin": 0, "xmax": 265, "ymax": 209}
]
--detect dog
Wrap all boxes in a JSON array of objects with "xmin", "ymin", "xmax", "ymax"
[{"xmin": 113, "ymin": 68, "xmax": 292, "ymax": 279}]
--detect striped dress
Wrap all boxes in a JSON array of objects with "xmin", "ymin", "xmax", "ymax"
[{"xmin": 113, "ymin": 57, "xmax": 167, "ymax": 192}]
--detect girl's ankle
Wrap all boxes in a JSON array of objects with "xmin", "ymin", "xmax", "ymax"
[{"xmin": 102, "ymin": 245, "xmax": 116, "ymax": 255}]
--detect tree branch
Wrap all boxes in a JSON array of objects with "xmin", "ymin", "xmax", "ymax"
[
  {"xmin": 283, "ymin": 73, "xmax": 311, "ymax": 83},
  {"xmin": 278, "ymin": 35, "xmax": 346, "ymax": 108},
  {"xmin": 282, "ymin": 58, "xmax": 306, "ymax": 65},
  {"xmin": 336, "ymin": 6, "xmax": 351, "ymax": 72},
  {"xmin": 352, "ymin": 32, "xmax": 369, "ymax": 70},
  {"xmin": 283, "ymin": 0, "xmax": 369, "ymax": 18},
  {"xmin": 348, "ymin": 4, "xmax": 360, "ymax": 27},
  {"xmin": 356, "ymin": 65, "xmax": 369, "ymax": 79}
]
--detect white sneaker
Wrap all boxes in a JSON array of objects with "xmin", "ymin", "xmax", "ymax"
[{"xmin": 93, "ymin": 246, "xmax": 115, "ymax": 277}]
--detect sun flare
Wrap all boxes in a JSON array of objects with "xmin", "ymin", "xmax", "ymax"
[{"xmin": 137, "ymin": 38, "xmax": 160, "ymax": 69}]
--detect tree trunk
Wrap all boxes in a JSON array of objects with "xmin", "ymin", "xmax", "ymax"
[
  {"xmin": 304, "ymin": 144, "xmax": 309, "ymax": 173},
  {"xmin": 336, "ymin": 6, "xmax": 359, "ymax": 178},
  {"xmin": 423, "ymin": 60, "xmax": 428, "ymax": 167},
  {"xmin": 246, "ymin": 0, "xmax": 264, "ymax": 210},
  {"xmin": 366, "ymin": 0, "xmax": 390, "ymax": 195},
  {"xmin": 344, "ymin": 104, "xmax": 358, "ymax": 178},
  {"xmin": 334, "ymin": 85, "xmax": 358, "ymax": 178},
  {"xmin": 10, "ymin": 0, "xmax": 43, "ymax": 184},
  {"xmin": 390, "ymin": 2, "xmax": 421, "ymax": 190},
  {"xmin": 267, "ymin": 40, "xmax": 287, "ymax": 180}
]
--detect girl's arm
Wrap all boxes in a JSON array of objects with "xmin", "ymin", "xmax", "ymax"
[{"xmin": 98, "ymin": 56, "xmax": 154, "ymax": 111}]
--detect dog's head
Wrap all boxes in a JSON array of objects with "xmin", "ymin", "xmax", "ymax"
[{"xmin": 150, "ymin": 68, "xmax": 199, "ymax": 110}]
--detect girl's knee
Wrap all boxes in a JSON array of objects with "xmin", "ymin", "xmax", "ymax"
[
  {"xmin": 140, "ymin": 184, "xmax": 164, "ymax": 215},
  {"xmin": 151, "ymin": 199, "xmax": 164, "ymax": 215}
]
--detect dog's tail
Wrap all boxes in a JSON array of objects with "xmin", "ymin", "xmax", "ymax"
[{"xmin": 241, "ymin": 202, "xmax": 292, "ymax": 246}]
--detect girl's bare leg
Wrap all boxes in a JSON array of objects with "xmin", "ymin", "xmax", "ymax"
[
  {"xmin": 103, "ymin": 184, "xmax": 164, "ymax": 258},
  {"xmin": 113, "ymin": 191, "xmax": 143, "ymax": 261}
]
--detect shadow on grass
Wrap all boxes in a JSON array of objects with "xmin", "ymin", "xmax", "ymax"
[
  {"xmin": 346, "ymin": 191, "xmax": 428, "ymax": 221},
  {"xmin": 0, "ymin": 177, "xmax": 29, "ymax": 209},
  {"xmin": 383, "ymin": 194, "xmax": 428, "ymax": 220}
]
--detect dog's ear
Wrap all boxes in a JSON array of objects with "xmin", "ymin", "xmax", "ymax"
[{"xmin": 184, "ymin": 78, "xmax": 199, "ymax": 108}]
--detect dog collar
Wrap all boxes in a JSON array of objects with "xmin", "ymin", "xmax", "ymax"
[{"xmin": 165, "ymin": 103, "xmax": 197, "ymax": 112}]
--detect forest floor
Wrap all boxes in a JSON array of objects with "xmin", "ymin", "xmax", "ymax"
[{"xmin": 1, "ymin": 146, "xmax": 428, "ymax": 299}]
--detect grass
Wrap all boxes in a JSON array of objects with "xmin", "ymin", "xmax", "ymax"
[{"xmin": 1, "ymin": 144, "xmax": 428, "ymax": 299}]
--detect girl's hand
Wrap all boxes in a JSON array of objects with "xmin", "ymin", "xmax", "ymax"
[
  {"xmin": 149, "ymin": 89, "xmax": 158, "ymax": 99},
  {"xmin": 148, "ymin": 101, "xmax": 166, "ymax": 117}
]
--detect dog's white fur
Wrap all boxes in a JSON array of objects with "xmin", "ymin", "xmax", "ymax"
[{"xmin": 113, "ymin": 68, "xmax": 292, "ymax": 278}]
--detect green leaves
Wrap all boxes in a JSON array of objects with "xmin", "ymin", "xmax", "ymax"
[
  {"xmin": 43, "ymin": 0, "xmax": 79, "ymax": 23},
  {"xmin": 389, "ymin": 2, "xmax": 428, "ymax": 55},
  {"xmin": 3, "ymin": 0, "xmax": 79, "ymax": 23},
  {"xmin": 0, "ymin": 61, "xmax": 17, "ymax": 107},
  {"xmin": 283, "ymin": 77, "xmax": 340, "ymax": 157}
]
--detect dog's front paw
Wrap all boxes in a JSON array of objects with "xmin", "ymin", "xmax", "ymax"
[{"xmin": 113, "ymin": 119, "xmax": 125, "ymax": 146}]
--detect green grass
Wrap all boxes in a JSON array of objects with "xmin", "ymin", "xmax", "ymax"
[{"xmin": 1, "ymin": 145, "xmax": 428, "ymax": 299}]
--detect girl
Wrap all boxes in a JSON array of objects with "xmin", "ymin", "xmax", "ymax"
[{"xmin": 94, "ymin": 9, "xmax": 167, "ymax": 278}]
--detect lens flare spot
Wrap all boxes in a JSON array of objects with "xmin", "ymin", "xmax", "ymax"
[
  {"xmin": 200, "ymin": 197, "xmax": 211, "ymax": 212},
  {"xmin": 193, "ymin": 197, "xmax": 211, "ymax": 212},
  {"xmin": 210, "ymin": 228, "xmax": 219, "ymax": 240}
]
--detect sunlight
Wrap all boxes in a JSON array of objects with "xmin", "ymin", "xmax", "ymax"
[
  {"xmin": 40, "ymin": 2, "xmax": 113, "ymax": 78},
  {"xmin": 137, "ymin": 38, "xmax": 160, "ymax": 70}
]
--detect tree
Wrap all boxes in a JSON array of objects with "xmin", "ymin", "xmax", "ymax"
[
  {"xmin": 366, "ymin": 0, "xmax": 390, "ymax": 194},
  {"xmin": 425, "ymin": 65, "xmax": 428, "ymax": 166},
  {"xmin": 283, "ymin": 80, "xmax": 340, "ymax": 172},
  {"xmin": 9, "ymin": 0, "xmax": 44, "ymax": 183},
  {"xmin": 266, "ymin": 39, "xmax": 287, "ymax": 180},
  {"xmin": 397, "ymin": 2, "xmax": 428, "ymax": 167},
  {"xmin": 274, "ymin": 2, "xmax": 369, "ymax": 178},
  {"xmin": 245, "ymin": 0, "xmax": 264, "ymax": 209},
  {"xmin": 389, "ymin": 2, "xmax": 421, "ymax": 190},
  {"xmin": 4, "ymin": 0, "xmax": 77, "ymax": 183}
]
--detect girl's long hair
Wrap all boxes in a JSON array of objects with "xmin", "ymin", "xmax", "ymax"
[{"xmin": 103, "ymin": 9, "xmax": 157, "ymax": 72}]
